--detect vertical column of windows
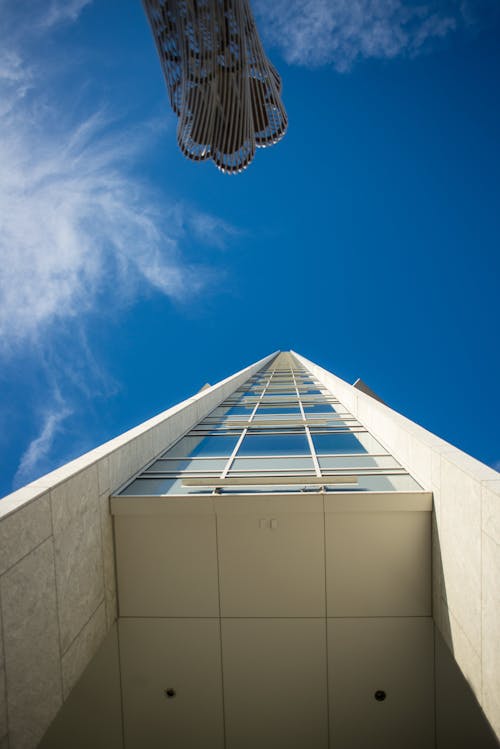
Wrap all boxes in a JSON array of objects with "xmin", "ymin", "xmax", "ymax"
[
  {"xmin": 117, "ymin": 356, "xmax": 422, "ymax": 496},
  {"xmin": 221, "ymin": 370, "xmax": 273, "ymax": 478},
  {"xmin": 292, "ymin": 367, "xmax": 321, "ymax": 478}
]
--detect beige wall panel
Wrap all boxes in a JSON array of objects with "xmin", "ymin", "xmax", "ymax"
[
  {"xmin": 119, "ymin": 618, "xmax": 224, "ymax": 749},
  {"xmin": 221, "ymin": 618, "xmax": 328, "ymax": 749},
  {"xmin": 482, "ymin": 532, "xmax": 500, "ymax": 739},
  {"xmin": 0, "ymin": 493, "xmax": 51, "ymax": 577},
  {"xmin": 326, "ymin": 511, "xmax": 431, "ymax": 616},
  {"xmin": 328, "ymin": 617, "xmax": 434, "ymax": 749},
  {"xmin": 217, "ymin": 513, "xmax": 325, "ymax": 617},
  {"xmin": 38, "ymin": 625, "xmax": 123, "ymax": 749},
  {"xmin": 1, "ymin": 540, "xmax": 62, "ymax": 749},
  {"xmin": 115, "ymin": 514, "xmax": 219, "ymax": 617},
  {"xmin": 50, "ymin": 466, "xmax": 104, "ymax": 653},
  {"xmin": 0, "ymin": 605, "xmax": 6, "ymax": 742}
]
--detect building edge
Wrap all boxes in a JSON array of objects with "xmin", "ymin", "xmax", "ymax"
[
  {"xmin": 292, "ymin": 349, "xmax": 500, "ymax": 741},
  {"xmin": 0, "ymin": 350, "xmax": 278, "ymax": 749}
]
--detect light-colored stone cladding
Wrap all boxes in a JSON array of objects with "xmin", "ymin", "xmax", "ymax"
[
  {"xmin": 0, "ymin": 352, "xmax": 276, "ymax": 749},
  {"xmin": 292, "ymin": 350, "xmax": 500, "ymax": 741}
]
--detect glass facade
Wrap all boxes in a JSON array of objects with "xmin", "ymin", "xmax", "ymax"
[{"xmin": 119, "ymin": 354, "xmax": 421, "ymax": 496}]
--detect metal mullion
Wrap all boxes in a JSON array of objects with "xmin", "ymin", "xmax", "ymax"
[
  {"xmin": 220, "ymin": 368, "xmax": 272, "ymax": 478},
  {"xmin": 290, "ymin": 369, "xmax": 306, "ymax": 421},
  {"xmin": 305, "ymin": 426, "xmax": 321, "ymax": 477},
  {"xmin": 220, "ymin": 452, "xmax": 313, "ymax": 459},
  {"xmin": 291, "ymin": 369, "xmax": 321, "ymax": 477},
  {"xmin": 221, "ymin": 427, "xmax": 247, "ymax": 479},
  {"xmin": 248, "ymin": 371, "xmax": 271, "ymax": 424}
]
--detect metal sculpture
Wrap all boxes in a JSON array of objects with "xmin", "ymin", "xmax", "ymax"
[{"xmin": 142, "ymin": 0, "xmax": 287, "ymax": 173}]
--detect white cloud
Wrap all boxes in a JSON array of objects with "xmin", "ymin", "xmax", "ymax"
[
  {"xmin": 0, "ymin": 2, "xmax": 232, "ymax": 353},
  {"xmin": 254, "ymin": 0, "xmax": 465, "ymax": 71},
  {"xmin": 14, "ymin": 401, "xmax": 73, "ymax": 488},
  {"xmin": 40, "ymin": 0, "xmax": 92, "ymax": 28},
  {"xmin": 0, "ymin": 0, "xmax": 92, "ymax": 33},
  {"xmin": 0, "ymin": 0, "xmax": 236, "ymax": 488},
  {"xmin": 0, "ymin": 104, "xmax": 216, "ymax": 351},
  {"xmin": 188, "ymin": 212, "xmax": 242, "ymax": 250}
]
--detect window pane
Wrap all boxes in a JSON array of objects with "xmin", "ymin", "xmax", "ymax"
[
  {"xmin": 252, "ymin": 413, "xmax": 301, "ymax": 422},
  {"xmin": 303, "ymin": 404, "xmax": 337, "ymax": 414},
  {"xmin": 230, "ymin": 456, "xmax": 314, "ymax": 472},
  {"xmin": 163, "ymin": 434, "xmax": 239, "ymax": 458},
  {"xmin": 226, "ymin": 406, "xmax": 254, "ymax": 416},
  {"xmin": 312, "ymin": 432, "xmax": 368, "ymax": 454},
  {"xmin": 256, "ymin": 405, "xmax": 301, "ymax": 415},
  {"xmin": 219, "ymin": 485, "xmax": 309, "ymax": 494},
  {"xmin": 319, "ymin": 455, "xmax": 400, "ymax": 470},
  {"xmin": 120, "ymin": 478, "xmax": 212, "ymax": 496},
  {"xmin": 145, "ymin": 458, "xmax": 227, "ymax": 473},
  {"xmin": 325, "ymin": 474, "xmax": 422, "ymax": 492},
  {"xmin": 237, "ymin": 433, "xmax": 310, "ymax": 456}
]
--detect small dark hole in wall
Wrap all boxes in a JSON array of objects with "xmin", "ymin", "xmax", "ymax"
[
  {"xmin": 165, "ymin": 688, "xmax": 176, "ymax": 698},
  {"xmin": 374, "ymin": 690, "xmax": 386, "ymax": 702}
]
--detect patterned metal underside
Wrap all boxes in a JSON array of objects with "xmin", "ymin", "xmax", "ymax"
[{"xmin": 143, "ymin": 0, "xmax": 288, "ymax": 173}]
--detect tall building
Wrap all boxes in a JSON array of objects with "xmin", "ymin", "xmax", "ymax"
[{"xmin": 0, "ymin": 351, "xmax": 498, "ymax": 748}]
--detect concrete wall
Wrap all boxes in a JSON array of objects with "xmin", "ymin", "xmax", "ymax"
[
  {"xmin": 293, "ymin": 351, "xmax": 500, "ymax": 741},
  {"xmin": 0, "ymin": 352, "xmax": 276, "ymax": 749}
]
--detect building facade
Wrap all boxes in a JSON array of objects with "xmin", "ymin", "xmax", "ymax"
[{"xmin": 0, "ymin": 351, "xmax": 498, "ymax": 748}]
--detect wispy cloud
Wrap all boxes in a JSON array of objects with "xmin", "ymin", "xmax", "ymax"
[
  {"xmin": 255, "ymin": 0, "xmax": 476, "ymax": 72},
  {"xmin": 0, "ymin": 1, "xmax": 233, "ymax": 353},
  {"xmin": 0, "ymin": 0, "xmax": 92, "ymax": 32},
  {"xmin": 40, "ymin": 0, "xmax": 93, "ymax": 29},
  {"xmin": 14, "ymin": 401, "xmax": 74, "ymax": 488},
  {"xmin": 188, "ymin": 213, "xmax": 242, "ymax": 250},
  {"xmin": 0, "ymin": 0, "xmax": 236, "ymax": 488},
  {"xmin": 0, "ymin": 100, "xmax": 219, "ymax": 352}
]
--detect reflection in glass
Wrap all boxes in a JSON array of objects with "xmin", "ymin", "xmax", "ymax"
[
  {"xmin": 325, "ymin": 474, "xmax": 422, "ymax": 492},
  {"xmin": 120, "ymin": 478, "xmax": 211, "ymax": 495},
  {"xmin": 163, "ymin": 434, "xmax": 239, "ymax": 458},
  {"xmin": 231, "ymin": 456, "xmax": 314, "ymax": 471},
  {"xmin": 319, "ymin": 455, "xmax": 400, "ymax": 470},
  {"xmin": 219, "ymin": 485, "xmax": 315, "ymax": 494},
  {"xmin": 226, "ymin": 406, "xmax": 255, "ymax": 416},
  {"xmin": 303, "ymin": 404, "xmax": 337, "ymax": 413},
  {"xmin": 237, "ymin": 432, "xmax": 310, "ymax": 456},
  {"xmin": 312, "ymin": 432, "xmax": 367, "ymax": 454},
  {"xmin": 256, "ymin": 405, "xmax": 301, "ymax": 415},
  {"xmin": 146, "ymin": 458, "xmax": 227, "ymax": 473}
]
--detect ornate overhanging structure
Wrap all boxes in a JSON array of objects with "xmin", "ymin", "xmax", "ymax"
[
  {"xmin": 142, "ymin": 0, "xmax": 287, "ymax": 173},
  {"xmin": 0, "ymin": 351, "xmax": 498, "ymax": 748}
]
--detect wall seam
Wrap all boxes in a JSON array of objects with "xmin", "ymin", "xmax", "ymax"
[
  {"xmin": 60, "ymin": 598, "xmax": 106, "ymax": 661},
  {"xmin": 0, "ymin": 530, "xmax": 53, "ymax": 579},
  {"xmin": 96, "ymin": 488, "xmax": 109, "ymax": 631},
  {"xmin": 215, "ymin": 514, "xmax": 227, "ymax": 749},
  {"xmin": 0, "ymin": 578, "xmax": 10, "ymax": 746},
  {"xmin": 48, "ymin": 496, "xmax": 65, "ymax": 704}
]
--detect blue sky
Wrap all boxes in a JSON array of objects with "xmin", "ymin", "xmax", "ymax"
[{"xmin": 1, "ymin": 0, "xmax": 499, "ymax": 498}]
